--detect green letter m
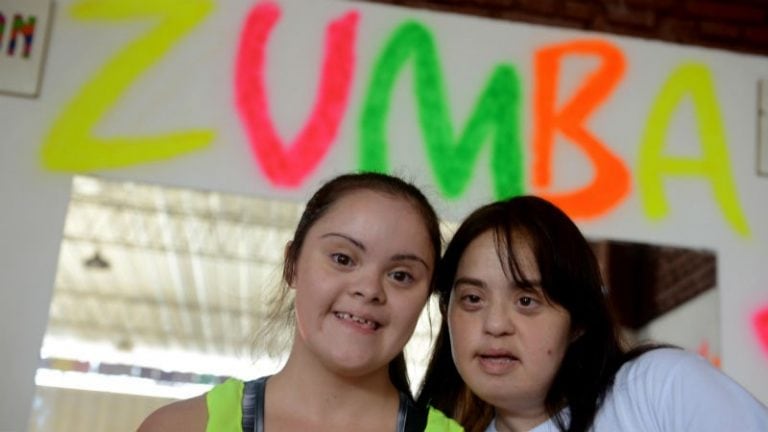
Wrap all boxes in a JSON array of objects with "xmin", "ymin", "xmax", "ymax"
[{"xmin": 359, "ymin": 21, "xmax": 524, "ymax": 199}]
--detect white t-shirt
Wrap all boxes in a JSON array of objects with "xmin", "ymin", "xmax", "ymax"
[{"xmin": 485, "ymin": 348, "xmax": 768, "ymax": 432}]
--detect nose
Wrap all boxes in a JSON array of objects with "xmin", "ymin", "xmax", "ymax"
[
  {"xmin": 483, "ymin": 300, "xmax": 514, "ymax": 337},
  {"xmin": 351, "ymin": 270, "xmax": 386, "ymax": 304}
]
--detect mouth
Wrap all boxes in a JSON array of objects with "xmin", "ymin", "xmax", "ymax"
[
  {"xmin": 478, "ymin": 353, "xmax": 518, "ymax": 363},
  {"xmin": 476, "ymin": 350, "xmax": 519, "ymax": 373},
  {"xmin": 334, "ymin": 311, "xmax": 381, "ymax": 331}
]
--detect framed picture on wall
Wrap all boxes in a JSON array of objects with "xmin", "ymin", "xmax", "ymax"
[{"xmin": 0, "ymin": 0, "xmax": 52, "ymax": 97}]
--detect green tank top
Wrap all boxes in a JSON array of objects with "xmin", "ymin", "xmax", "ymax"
[{"xmin": 206, "ymin": 378, "xmax": 463, "ymax": 432}]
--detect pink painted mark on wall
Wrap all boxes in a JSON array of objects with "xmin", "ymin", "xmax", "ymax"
[
  {"xmin": 235, "ymin": 1, "xmax": 359, "ymax": 187},
  {"xmin": 754, "ymin": 306, "xmax": 768, "ymax": 359}
]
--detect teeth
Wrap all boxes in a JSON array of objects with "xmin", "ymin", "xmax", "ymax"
[{"xmin": 335, "ymin": 312, "xmax": 377, "ymax": 329}]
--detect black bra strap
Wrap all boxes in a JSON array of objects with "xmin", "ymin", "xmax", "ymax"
[
  {"xmin": 400, "ymin": 392, "xmax": 429, "ymax": 432},
  {"xmin": 242, "ymin": 376, "xmax": 268, "ymax": 432}
]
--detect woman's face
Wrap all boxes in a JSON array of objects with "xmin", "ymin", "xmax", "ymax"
[
  {"xmin": 448, "ymin": 230, "xmax": 572, "ymax": 416},
  {"xmin": 290, "ymin": 189, "xmax": 434, "ymax": 377}
]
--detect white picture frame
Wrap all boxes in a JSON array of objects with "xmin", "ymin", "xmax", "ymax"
[{"xmin": 0, "ymin": 0, "xmax": 52, "ymax": 97}]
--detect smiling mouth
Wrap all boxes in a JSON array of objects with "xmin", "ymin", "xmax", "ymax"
[{"xmin": 334, "ymin": 312, "xmax": 381, "ymax": 330}]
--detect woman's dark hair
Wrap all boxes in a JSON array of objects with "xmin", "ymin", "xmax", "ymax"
[
  {"xmin": 418, "ymin": 195, "xmax": 637, "ymax": 432},
  {"xmin": 282, "ymin": 171, "xmax": 442, "ymax": 398}
]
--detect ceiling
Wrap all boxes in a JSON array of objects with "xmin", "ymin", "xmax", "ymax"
[{"xmin": 47, "ymin": 176, "xmax": 305, "ymax": 361}]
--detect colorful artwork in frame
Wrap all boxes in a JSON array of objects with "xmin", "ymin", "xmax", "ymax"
[{"xmin": 0, "ymin": 0, "xmax": 52, "ymax": 97}]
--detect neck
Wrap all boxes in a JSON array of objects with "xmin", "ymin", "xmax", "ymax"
[
  {"xmin": 493, "ymin": 404, "xmax": 549, "ymax": 432},
  {"xmin": 269, "ymin": 336, "xmax": 400, "ymax": 419}
]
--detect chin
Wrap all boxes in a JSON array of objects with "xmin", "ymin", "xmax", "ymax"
[
  {"xmin": 326, "ymin": 354, "xmax": 381, "ymax": 375},
  {"xmin": 468, "ymin": 380, "xmax": 519, "ymax": 407},
  {"xmin": 334, "ymin": 363, "xmax": 384, "ymax": 379}
]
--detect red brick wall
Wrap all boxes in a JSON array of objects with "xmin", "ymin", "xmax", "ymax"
[{"xmin": 354, "ymin": 0, "xmax": 768, "ymax": 56}]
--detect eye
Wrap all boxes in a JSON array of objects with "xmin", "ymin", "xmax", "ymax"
[
  {"xmin": 330, "ymin": 253, "xmax": 353, "ymax": 267},
  {"xmin": 517, "ymin": 295, "xmax": 538, "ymax": 308},
  {"xmin": 455, "ymin": 291, "xmax": 484, "ymax": 311},
  {"xmin": 462, "ymin": 294, "xmax": 482, "ymax": 305},
  {"xmin": 389, "ymin": 270, "xmax": 414, "ymax": 284}
]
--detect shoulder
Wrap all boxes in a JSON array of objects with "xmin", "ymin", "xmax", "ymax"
[
  {"xmin": 617, "ymin": 347, "xmax": 707, "ymax": 383},
  {"xmin": 137, "ymin": 379, "xmax": 244, "ymax": 432},
  {"xmin": 623, "ymin": 347, "xmax": 762, "ymax": 399},
  {"xmin": 425, "ymin": 406, "xmax": 464, "ymax": 432},
  {"xmin": 137, "ymin": 395, "xmax": 207, "ymax": 432},
  {"xmin": 614, "ymin": 347, "xmax": 734, "ymax": 397},
  {"xmin": 606, "ymin": 347, "xmax": 768, "ymax": 430},
  {"xmin": 627, "ymin": 346, "xmax": 697, "ymax": 368}
]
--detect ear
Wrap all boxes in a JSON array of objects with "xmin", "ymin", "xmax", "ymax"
[{"xmin": 284, "ymin": 241, "xmax": 296, "ymax": 287}]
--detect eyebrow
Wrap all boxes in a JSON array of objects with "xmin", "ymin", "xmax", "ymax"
[
  {"xmin": 517, "ymin": 279, "xmax": 543, "ymax": 289},
  {"xmin": 320, "ymin": 233, "xmax": 430, "ymax": 270},
  {"xmin": 392, "ymin": 253, "xmax": 430, "ymax": 271},
  {"xmin": 453, "ymin": 276, "xmax": 543, "ymax": 291},
  {"xmin": 321, "ymin": 233, "xmax": 365, "ymax": 250},
  {"xmin": 454, "ymin": 276, "xmax": 485, "ymax": 289}
]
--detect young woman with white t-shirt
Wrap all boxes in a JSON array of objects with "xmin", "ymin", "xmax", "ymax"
[{"xmin": 418, "ymin": 196, "xmax": 768, "ymax": 432}]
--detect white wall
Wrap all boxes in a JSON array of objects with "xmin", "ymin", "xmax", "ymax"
[
  {"xmin": 636, "ymin": 288, "xmax": 720, "ymax": 357},
  {"xmin": 1, "ymin": 0, "xmax": 767, "ymax": 429}
]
